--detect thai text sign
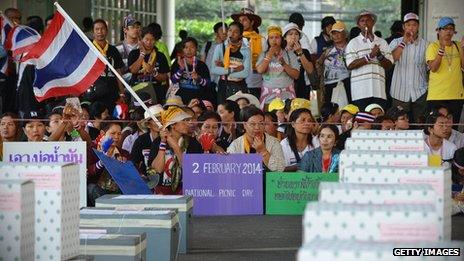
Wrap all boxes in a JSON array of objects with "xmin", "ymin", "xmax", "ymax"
[
  {"xmin": 183, "ymin": 154, "xmax": 263, "ymax": 216},
  {"xmin": 3, "ymin": 141, "xmax": 87, "ymax": 207},
  {"xmin": 266, "ymin": 172, "xmax": 339, "ymax": 215}
]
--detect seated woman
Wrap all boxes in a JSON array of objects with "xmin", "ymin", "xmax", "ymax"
[
  {"xmin": 227, "ymin": 106, "xmax": 285, "ymax": 172},
  {"xmin": 299, "ymin": 124, "xmax": 340, "ymax": 173},
  {"xmin": 149, "ymin": 107, "xmax": 202, "ymax": 195},
  {"xmin": 197, "ymin": 111, "xmax": 228, "ymax": 152},
  {"xmin": 217, "ymin": 100, "xmax": 243, "ymax": 148},
  {"xmin": 281, "ymin": 108, "xmax": 319, "ymax": 171},
  {"xmin": 87, "ymin": 121, "xmax": 131, "ymax": 206}
]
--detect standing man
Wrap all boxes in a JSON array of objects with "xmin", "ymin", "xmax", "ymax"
[
  {"xmin": 389, "ymin": 13, "xmax": 428, "ymax": 123},
  {"xmin": 231, "ymin": 7, "xmax": 266, "ymax": 99},
  {"xmin": 309, "ymin": 16, "xmax": 336, "ymax": 59},
  {"xmin": 426, "ymin": 17, "xmax": 464, "ymax": 123},
  {"xmin": 87, "ymin": 19, "xmax": 125, "ymax": 113},
  {"xmin": 345, "ymin": 10, "xmax": 393, "ymax": 110},
  {"xmin": 211, "ymin": 22, "xmax": 250, "ymax": 104},
  {"xmin": 201, "ymin": 22, "xmax": 228, "ymax": 86},
  {"xmin": 116, "ymin": 15, "xmax": 141, "ymax": 82}
]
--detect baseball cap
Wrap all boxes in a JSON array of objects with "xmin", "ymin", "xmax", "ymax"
[
  {"xmin": 437, "ymin": 17, "xmax": 455, "ymax": 29},
  {"xmin": 268, "ymin": 97, "xmax": 285, "ymax": 112},
  {"xmin": 330, "ymin": 21, "xmax": 346, "ymax": 33},
  {"xmin": 403, "ymin": 12, "xmax": 419, "ymax": 23},
  {"xmin": 365, "ymin": 103, "xmax": 384, "ymax": 114},
  {"xmin": 123, "ymin": 14, "xmax": 140, "ymax": 28},
  {"xmin": 341, "ymin": 104, "xmax": 359, "ymax": 115}
]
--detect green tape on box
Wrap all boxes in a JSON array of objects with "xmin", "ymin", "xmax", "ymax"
[{"xmin": 265, "ymin": 172, "xmax": 338, "ymax": 215}]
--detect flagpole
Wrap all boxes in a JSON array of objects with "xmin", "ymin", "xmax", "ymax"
[{"xmin": 54, "ymin": 2, "xmax": 162, "ymax": 128}]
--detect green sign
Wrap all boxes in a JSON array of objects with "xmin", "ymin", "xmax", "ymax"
[{"xmin": 265, "ymin": 172, "xmax": 339, "ymax": 215}]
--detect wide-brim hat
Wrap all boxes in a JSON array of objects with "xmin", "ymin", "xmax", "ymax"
[
  {"xmin": 231, "ymin": 7, "xmax": 262, "ymax": 29},
  {"xmin": 227, "ymin": 91, "xmax": 260, "ymax": 108},
  {"xmin": 163, "ymin": 95, "xmax": 185, "ymax": 109},
  {"xmin": 355, "ymin": 10, "xmax": 377, "ymax": 24},
  {"xmin": 140, "ymin": 104, "xmax": 164, "ymax": 129}
]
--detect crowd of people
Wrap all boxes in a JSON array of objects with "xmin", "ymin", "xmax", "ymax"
[{"xmin": 1, "ymin": 7, "xmax": 464, "ymax": 203}]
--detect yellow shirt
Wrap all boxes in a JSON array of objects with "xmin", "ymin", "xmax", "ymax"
[{"xmin": 426, "ymin": 41, "xmax": 463, "ymax": 100}]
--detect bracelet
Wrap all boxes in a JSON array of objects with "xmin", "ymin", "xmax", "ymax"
[
  {"xmin": 153, "ymin": 71, "xmax": 159, "ymax": 78},
  {"xmin": 398, "ymin": 42, "xmax": 406, "ymax": 49},
  {"xmin": 296, "ymin": 52, "xmax": 303, "ymax": 57},
  {"xmin": 159, "ymin": 142, "xmax": 167, "ymax": 148},
  {"xmin": 264, "ymin": 57, "xmax": 271, "ymax": 62},
  {"xmin": 140, "ymin": 52, "xmax": 146, "ymax": 57},
  {"xmin": 73, "ymin": 123, "xmax": 80, "ymax": 129},
  {"xmin": 438, "ymin": 48, "xmax": 445, "ymax": 56},
  {"xmin": 377, "ymin": 54, "xmax": 385, "ymax": 61}
]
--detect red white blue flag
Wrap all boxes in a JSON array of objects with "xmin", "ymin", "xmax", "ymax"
[
  {"xmin": 22, "ymin": 9, "xmax": 105, "ymax": 102},
  {"xmin": 5, "ymin": 25, "xmax": 41, "ymax": 59}
]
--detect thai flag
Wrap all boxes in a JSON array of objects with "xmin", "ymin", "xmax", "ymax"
[
  {"xmin": 0, "ymin": 15, "xmax": 13, "ymax": 74},
  {"xmin": 21, "ymin": 10, "xmax": 106, "ymax": 102},
  {"xmin": 5, "ymin": 25, "xmax": 41, "ymax": 59}
]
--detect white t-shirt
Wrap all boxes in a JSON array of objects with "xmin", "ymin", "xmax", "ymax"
[
  {"xmin": 280, "ymin": 136, "xmax": 319, "ymax": 167},
  {"xmin": 345, "ymin": 34, "xmax": 393, "ymax": 101},
  {"xmin": 424, "ymin": 135, "xmax": 457, "ymax": 167}
]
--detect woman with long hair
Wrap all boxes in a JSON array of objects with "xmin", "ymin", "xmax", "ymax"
[
  {"xmin": 299, "ymin": 124, "xmax": 341, "ymax": 173},
  {"xmin": 217, "ymin": 100, "xmax": 243, "ymax": 148},
  {"xmin": 280, "ymin": 108, "xmax": 319, "ymax": 171}
]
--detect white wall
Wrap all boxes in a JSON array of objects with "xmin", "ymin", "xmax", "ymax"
[{"xmin": 423, "ymin": 0, "xmax": 464, "ymax": 42}]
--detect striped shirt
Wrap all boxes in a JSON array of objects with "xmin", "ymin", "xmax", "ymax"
[
  {"xmin": 345, "ymin": 34, "xmax": 393, "ymax": 101},
  {"xmin": 389, "ymin": 37, "xmax": 428, "ymax": 102}
]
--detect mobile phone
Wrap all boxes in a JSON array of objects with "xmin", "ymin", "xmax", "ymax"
[{"xmin": 66, "ymin": 97, "xmax": 82, "ymax": 114}]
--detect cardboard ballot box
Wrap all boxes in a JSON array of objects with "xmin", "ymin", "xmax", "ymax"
[
  {"xmin": 79, "ymin": 233, "xmax": 146, "ymax": 261},
  {"xmin": 341, "ymin": 166, "xmax": 452, "ymax": 240},
  {"xmin": 303, "ymin": 202, "xmax": 440, "ymax": 244},
  {"xmin": 0, "ymin": 164, "xmax": 80, "ymax": 260},
  {"xmin": 0, "ymin": 180, "xmax": 35, "ymax": 261},
  {"xmin": 95, "ymin": 194, "xmax": 192, "ymax": 253},
  {"xmin": 80, "ymin": 208, "xmax": 179, "ymax": 261},
  {"xmin": 298, "ymin": 239, "xmax": 464, "ymax": 261}
]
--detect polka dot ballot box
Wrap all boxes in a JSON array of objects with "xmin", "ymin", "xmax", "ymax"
[
  {"xmin": 341, "ymin": 166, "xmax": 452, "ymax": 241},
  {"xmin": 339, "ymin": 150, "xmax": 429, "ymax": 175},
  {"xmin": 319, "ymin": 183, "xmax": 438, "ymax": 208},
  {"xmin": 351, "ymin": 129, "xmax": 425, "ymax": 139},
  {"xmin": 303, "ymin": 203, "xmax": 440, "ymax": 244},
  {"xmin": 0, "ymin": 164, "xmax": 80, "ymax": 260},
  {"xmin": 0, "ymin": 180, "xmax": 35, "ymax": 261},
  {"xmin": 297, "ymin": 239, "xmax": 464, "ymax": 261},
  {"xmin": 345, "ymin": 138, "xmax": 426, "ymax": 152}
]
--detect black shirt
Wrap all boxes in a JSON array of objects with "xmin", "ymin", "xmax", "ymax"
[
  {"xmin": 294, "ymin": 49, "xmax": 312, "ymax": 99},
  {"xmin": 130, "ymin": 132, "xmax": 157, "ymax": 174},
  {"xmin": 127, "ymin": 48, "xmax": 170, "ymax": 85}
]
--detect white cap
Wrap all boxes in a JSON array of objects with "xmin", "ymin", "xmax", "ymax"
[
  {"xmin": 144, "ymin": 105, "xmax": 164, "ymax": 120},
  {"xmin": 403, "ymin": 12, "xmax": 419, "ymax": 23},
  {"xmin": 282, "ymin": 23, "xmax": 302, "ymax": 38}
]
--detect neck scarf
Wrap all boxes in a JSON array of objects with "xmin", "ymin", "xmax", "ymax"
[
  {"xmin": 223, "ymin": 41, "xmax": 241, "ymax": 70},
  {"xmin": 93, "ymin": 40, "xmax": 109, "ymax": 56},
  {"xmin": 243, "ymin": 135, "xmax": 252, "ymax": 154},
  {"xmin": 243, "ymin": 31, "xmax": 262, "ymax": 69}
]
